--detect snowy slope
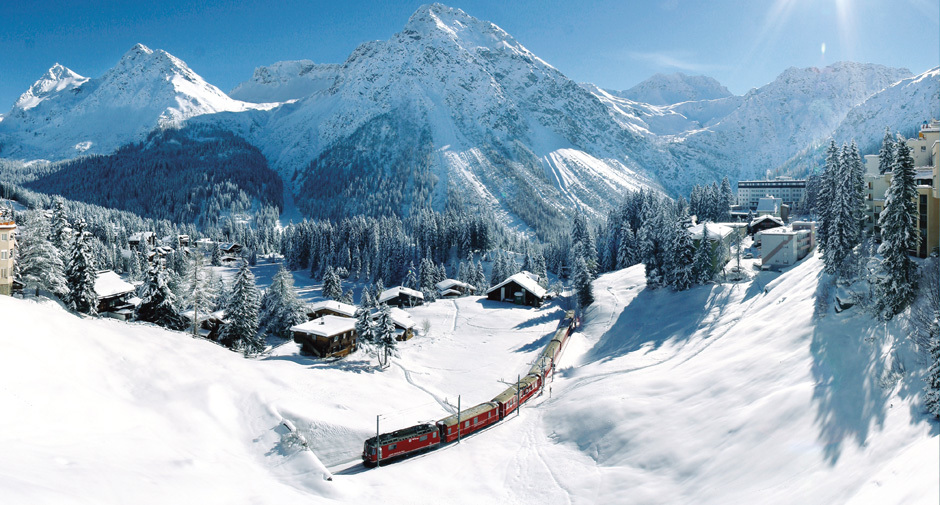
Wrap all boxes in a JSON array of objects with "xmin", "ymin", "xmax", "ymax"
[
  {"xmin": 616, "ymin": 72, "xmax": 733, "ymax": 105},
  {"xmin": 228, "ymin": 60, "xmax": 342, "ymax": 103},
  {"xmin": 0, "ymin": 44, "xmax": 273, "ymax": 160},
  {"xmin": 3, "ymin": 252, "xmax": 937, "ymax": 504}
]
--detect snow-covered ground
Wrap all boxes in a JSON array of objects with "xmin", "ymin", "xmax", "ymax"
[{"xmin": 1, "ymin": 253, "xmax": 936, "ymax": 504}]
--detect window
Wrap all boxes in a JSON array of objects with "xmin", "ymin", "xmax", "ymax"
[
  {"xmin": 0, "ymin": 233, "xmax": 6, "ymax": 240},
  {"xmin": 420, "ymin": 435, "xmax": 427, "ymax": 441},
  {"xmin": 0, "ymin": 250, "xmax": 5, "ymax": 259},
  {"xmin": 389, "ymin": 444, "xmax": 396, "ymax": 450}
]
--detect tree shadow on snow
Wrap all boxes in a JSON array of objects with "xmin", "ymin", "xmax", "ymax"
[
  {"xmin": 584, "ymin": 283, "xmax": 734, "ymax": 363},
  {"xmin": 512, "ymin": 306, "xmax": 564, "ymax": 330},
  {"xmin": 262, "ymin": 354, "xmax": 379, "ymax": 374}
]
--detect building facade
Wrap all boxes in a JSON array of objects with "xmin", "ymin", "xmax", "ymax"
[
  {"xmin": 760, "ymin": 227, "xmax": 815, "ymax": 269},
  {"xmin": 0, "ymin": 219, "xmax": 14, "ymax": 295},
  {"xmin": 737, "ymin": 178, "xmax": 806, "ymax": 210}
]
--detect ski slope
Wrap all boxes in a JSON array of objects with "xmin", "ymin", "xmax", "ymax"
[{"xmin": 0, "ymin": 253, "xmax": 936, "ymax": 504}]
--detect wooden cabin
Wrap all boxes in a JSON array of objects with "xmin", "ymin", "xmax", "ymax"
[
  {"xmin": 306, "ymin": 300, "xmax": 358, "ymax": 320},
  {"xmin": 435, "ymin": 279, "xmax": 475, "ymax": 298},
  {"xmin": 290, "ymin": 315, "xmax": 358, "ymax": 358},
  {"xmin": 378, "ymin": 286, "xmax": 424, "ymax": 308},
  {"xmin": 486, "ymin": 272, "xmax": 546, "ymax": 307},
  {"xmin": 93, "ymin": 270, "xmax": 137, "ymax": 319},
  {"xmin": 371, "ymin": 307, "xmax": 416, "ymax": 341}
]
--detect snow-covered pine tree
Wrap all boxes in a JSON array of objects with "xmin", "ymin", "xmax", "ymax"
[
  {"xmin": 474, "ymin": 260, "xmax": 487, "ymax": 291},
  {"xmin": 64, "ymin": 220, "xmax": 98, "ymax": 315},
  {"xmin": 17, "ymin": 213, "xmax": 67, "ymax": 297},
  {"xmin": 571, "ymin": 213, "xmax": 598, "ymax": 275},
  {"xmin": 817, "ymin": 140, "xmax": 841, "ymax": 248},
  {"xmin": 375, "ymin": 303, "xmax": 398, "ymax": 368},
  {"xmin": 404, "ymin": 261, "xmax": 418, "ymax": 290},
  {"xmin": 693, "ymin": 223, "xmax": 714, "ymax": 284},
  {"xmin": 136, "ymin": 257, "xmax": 187, "ymax": 330},
  {"xmin": 878, "ymin": 127, "xmax": 895, "ymax": 175},
  {"xmin": 321, "ymin": 265, "xmax": 343, "ymax": 301},
  {"xmin": 210, "ymin": 242, "xmax": 222, "ymax": 267},
  {"xmin": 360, "ymin": 288, "xmax": 374, "ymax": 308},
  {"xmin": 925, "ymin": 313, "xmax": 940, "ymax": 419},
  {"xmin": 220, "ymin": 260, "xmax": 262, "ymax": 355},
  {"xmin": 490, "ymin": 251, "xmax": 505, "ymax": 287},
  {"xmin": 259, "ymin": 265, "xmax": 306, "ymax": 339},
  {"xmin": 847, "ymin": 141, "xmax": 867, "ymax": 246},
  {"xmin": 876, "ymin": 137, "xmax": 919, "ymax": 319},
  {"xmin": 719, "ymin": 176, "xmax": 734, "ymax": 222},
  {"xmin": 617, "ymin": 221, "xmax": 636, "ymax": 269},
  {"xmin": 573, "ymin": 253, "xmax": 593, "ymax": 307},
  {"xmin": 354, "ymin": 305, "xmax": 375, "ymax": 356},
  {"xmin": 824, "ymin": 144, "xmax": 854, "ymax": 275},
  {"xmin": 183, "ymin": 251, "xmax": 215, "ymax": 338},
  {"xmin": 671, "ymin": 219, "xmax": 696, "ymax": 291},
  {"xmin": 50, "ymin": 198, "xmax": 71, "ymax": 252}
]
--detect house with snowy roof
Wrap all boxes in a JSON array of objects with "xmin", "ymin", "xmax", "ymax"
[
  {"xmin": 688, "ymin": 223, "xmax": 735, "ymax": 272},
  {"xmin": 290, "ymin": 315, "xmax": 358, "ymax": 358},
  {"xmin": 128, "ymin": 231, "xmax": 156, "ymax": 249},
  {"xmin": 486, "ymin": 272, "xmax": 547, "ymax": 307},
  {"xmin": 748, "ymin": 215, "xmax": 785, "ymax": 236},
  {"xmin": 378, "ymin": 286, "xmax": 424, "ymax": 308},
  {"xmin": 182, "ymin": 309, "xmax": 227, "ymax": 340},
  {"xmin": 94, "ymin": 270, "xmax": 137, "ymax": 319},
  {"xmin": 306, "ymin": 300, "xmax": 358, "ymax": 320},
  {"xmin": 371, "ymin": 307, "xmax": 416, "ymax": 341},
  {"xmin": 435, "ymin": 279, "xmax": 475, "ymax": 298}
]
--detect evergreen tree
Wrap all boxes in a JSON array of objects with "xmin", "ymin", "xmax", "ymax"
[
  {"xmin": 617, "ymin": 221, "xmax": 636, "ymax": 269},
  {"xmin": 573, "ymin": 253, "xmax": 594, "ymax": 307},
  {"xmin": 824, "ymin": 144, "xmax": 855, "ymax": 275},
  {"xmin": 404, "ymin": 261, "xmax": 418, "ymax": 290},
  {"xmin": 719, "ymin": 176, "xmax": 734, "ymax": 222},
  {"xmin": 136, "ymin": 257, "xmax": 187, "ymax": 330},
  {"xmin": 50, "ymin": 198, "xmax": 71, "ymax": 252},
  {"xmin": 375, "ymin": 303, "xmax": 398, "ymax": 368},
  {"xmin": 64, "ymin": 220, "xmax": 98, "ymax": 315},
  {"xmin": 210, "ymin": 242, "xmax": 222, "ymax": 267},
  {"xmin": 259, "ymin": 265, "xmax": 306, "ymax": 339},
  {"xmin": 17, "ymin": 213, "xmax": 67, "ymax": 297},
  {"xmin": 354, "ymin": 305, "xmax": 375, "ymax": 355},
  {"xmin": 321, "ymin": 265, "xmax": 343, "ymax": 301},
  {"xmin": 817, "ymin": 140, "xmax": 841, "ymax": 248},
  {"xmin": 474, "ymin": 260, "xmax": 487, "ymax": 292},
  {"xmin": 490, "ymin": 251, "xmax": 506, "ymax": 287},
  {"xmin": 360, "ymin": 288, "xmax": 375, "ymax": 308},
  {"xmin": 693, "ymin": 224, "xmax": 714, "ymax": 284},
  {"xmin": 183, "ymin": 252, "xmax": 215, "ymax": 338},
  {"xmin": 220, "ymin": 260, "xmax": 262, "ymax": 355},
  {"xmin": 671, "ymin": 220, "xmax": 696, "ymax": 291},
  {"xmin": 876, "ymin": 138, "xmax": 919, "ymax": 318},
  {"xmin": 878, "ymin": 127, "xmax": 895, "ymax": 175},
  {"xmin": 925, "ymin": 314, "xmax": 940, "ymax": 419}
]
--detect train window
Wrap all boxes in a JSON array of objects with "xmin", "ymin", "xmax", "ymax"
[
  {"xmin": 420, "ymin": 435, "xmax": 427, "ymax": 441},
  {"xmin": 464, "ymin": 421, "xmax": 470, "ymax": 428},
  {"xmin": 389, "ymin": 444, "xmax": 396, "ymax": 450},
  {"xmin": 433, "ymin": 432, "xmax": 437, "ymax": 438}
]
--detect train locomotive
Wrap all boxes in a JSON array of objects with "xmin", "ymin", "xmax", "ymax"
[{"xmin": 362, "ymin": 311, "xmax": 576, "ymax": 467}]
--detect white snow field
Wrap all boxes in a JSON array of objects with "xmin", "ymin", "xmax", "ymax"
[{"xmin": 1, "ymin": 254, "xmax": 937, "ymax": 504}]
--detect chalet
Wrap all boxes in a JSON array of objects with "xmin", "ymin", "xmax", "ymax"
[
  {"xmin": 128, "ymin": 232, "xmax": 157, "ymax": 249},
  {"xmin": 219, "ymin": 243, "xmax": 243, "ymax": 255},
  {"xmin": 94, "ymin": 270, "xmax": 137, "ymax": 319},
  {"xmin": 486, "ymin": 272, "xmax": 547, "ymax": 307},
  {"xmin": 688, "ymin": 222, "xmax": 734, "ymax": 271},
  {"xmin": 290, "ymin": 315, "xmax": 358, "ymax": 358},
  {"xmin": 372, "ymin": 307, "xmax": 416, "ymax": 341},
  {"xmin": 378, "ymin": 286, "xmax": 424, "ymax": 308},
  {"xmin": 183, "ymin": 309, "xmax": 227, "ymax": 340},
  {"xmin": 748, "ymin": 215, "xmax": 785, "ymax": 236},
  {"xmin": 435, "ymin": 279, "xmax": 475, "ymax": 298},
  {"xmin": 307, "ymin": 300, "xmax": 358, "ymax": 320}
]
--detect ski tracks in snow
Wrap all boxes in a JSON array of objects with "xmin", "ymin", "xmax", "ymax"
[{"xmin": 394, "ymin": 362, "xmax": 456, "ymax": 415}]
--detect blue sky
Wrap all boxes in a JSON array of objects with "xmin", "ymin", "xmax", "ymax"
[{"xmin": 1, "ymin": 0, "xmax": 937, "ymax": 108}]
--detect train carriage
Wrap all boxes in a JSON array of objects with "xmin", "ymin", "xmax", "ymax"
[
  {"xmin": 362, "ymin": 423, "xmax": 441, "ymax": 466},
  {"xmin": 437, "ymin": 402, "xmax": 500, "ymax": 443},
  {"xmin": 493, "ymin": 384, "xmax": 520, "ymax": 418}
]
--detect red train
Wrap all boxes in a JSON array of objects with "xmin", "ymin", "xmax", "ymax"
[{"xmin": 362, "ymin": 311, "xmax": 576, "ymax": 466}]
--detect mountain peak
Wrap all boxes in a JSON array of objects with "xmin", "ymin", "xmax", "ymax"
[
  {"xmin": 13, "ymin": 63, "xmax": 88, "ymax": 111},
  {"xmin": 619, "ymin": 72, "xmax": 733, "ymax": 105},
  {"xmin": 402, "ymin": 3, "xmax": 510, "ymax": 46}
]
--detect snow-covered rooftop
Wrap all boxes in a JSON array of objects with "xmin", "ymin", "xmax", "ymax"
[
  {"xmin": 370, "ymin": 307, "xmax": 416, "ymax": 330},
  {"xmin": 486, "ymin": 272, "xmax": 547, "ymax": 299},
  {"xmin": 93, "ymin": 270, "xmax": 135, "ymax": 299},
  {"xmin": 307, "ymin": 300, "xmax": 357, "ymax": 318},
  {"xmin": 435, "ymin": 279, "xmax": 474, "ymax": 291},
  {"xmin": 378, "ymin": 286, "xmax": 424, "ymax": 303},
  {"xmin": 750, "ymin": 215, "xmax": 784, "ymax": 226},
  {"xmin": 756, "ymin": 197, "xmax": 781, "ymax": 213},
  {"xmin": 290, "ymin": 315, "xmax": 356, "ymax": 337},
  {"xmin": 688, "ymin": 222, "xmax": 734, "ymax": 241}
]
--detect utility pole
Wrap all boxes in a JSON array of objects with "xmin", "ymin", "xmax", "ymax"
[
  {"xmin": 516, "ymin": 374, "xmax": 521, "ymax": 417},
  {"xmin": 457, "ymin": 395, "xmax": 461, "ymax": 443},
  {"xmin": 376, "ymin": 415, "xmax": 380, "ymax": 468}
]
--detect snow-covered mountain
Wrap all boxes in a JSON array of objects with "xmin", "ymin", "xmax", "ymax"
[
  {"xmin": 0, "ymin": 4, "xmax": 934, "ymax": 232},
  {"xmin": 228, "ymin": 60, "xmax": 342, "ymax": 103},
  {"xmin": 0, "ymin": 44, "xmax": 272, "ymax": 160},
  {"xmin": 208, "ymin": 3, "xmax": 665, "ymax": 232},
  {"xmin": 616, "ymin": 72, "xmax": 733, "ymax": 105}
]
